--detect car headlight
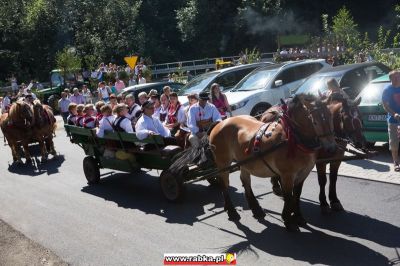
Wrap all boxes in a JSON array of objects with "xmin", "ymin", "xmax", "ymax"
[{"xmin": 231, "ymin": 99, "xmax": 249, "ymax": 111}]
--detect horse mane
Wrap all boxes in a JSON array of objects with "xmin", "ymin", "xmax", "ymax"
[
  {"xmin": 8, "ymin": 101, "xmax": 22, "ymax": 122},
  {"xmin": 290, "ymin": 93, "xmax": 320, "ymax": 110}
]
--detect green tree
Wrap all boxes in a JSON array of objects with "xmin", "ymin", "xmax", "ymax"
[
  {"xmin": 332, "ymin": 6, "xmax": 361, "ymax": 49},
  {"xmin": 55, "ymin": 47, "xmax": 81, "ymax": 87}
]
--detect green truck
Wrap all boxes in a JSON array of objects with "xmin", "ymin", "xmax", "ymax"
[{"xmin": 36, "ymin": 69, "xmax": 86, "ymax": 111}]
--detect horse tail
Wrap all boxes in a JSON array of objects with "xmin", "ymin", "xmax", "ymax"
[{"xmin": 168, "ymin": 135, "xmax": 214, "ymax": 176}]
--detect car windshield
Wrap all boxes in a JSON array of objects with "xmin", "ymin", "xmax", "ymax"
[
  {"xmin": 177, "ymin": 72, "xmax": 219, "ymax": 95},
  {"xmin": 294, "ymin": 74, "xmax": 342, "ymax": 95},
  {"xmin": 359, "ymin": 82, "xmax": 388, "ymax": 105},
  {"xmin": 233, "ymin": 68, "xmax": 277, "ymax": 91}
]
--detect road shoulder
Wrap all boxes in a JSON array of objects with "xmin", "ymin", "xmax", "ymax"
[{"xmin": 0, "ymin": 219, "xmax": 67, "ymax": 266}]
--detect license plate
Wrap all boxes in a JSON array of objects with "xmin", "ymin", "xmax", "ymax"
[{"xmin": 368, "ymin": 114, "xmax": 387, "ymax": 121}]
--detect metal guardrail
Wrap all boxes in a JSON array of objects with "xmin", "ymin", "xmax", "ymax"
[{"xmin": 149, "ymin": 53, "xmax": 275, "ymax": 79}]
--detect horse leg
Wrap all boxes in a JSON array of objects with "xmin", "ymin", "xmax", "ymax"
[
  {"xmin": 317, "ymin": 163, "xmax": 330, "ymax": 214},
  {"xmin": 280, "ymin": 174, "xmax": 298, "ymax": 232},
  {"xmin": 270, "ymin": 176, "xmax": 283, "ymax": 196},
  {"xmin": 46, "ymin": 136, "xmax": 57, "ymax": 156},
  {"xmin": 329, "ymin": 162, "xmax": 344, "ymax": 211},
  {"xmin": 9, "ymin": 142, "xmax": 20, "ymax": 163},
  {"xmin": 22, "ymin": 142, "xmax": 32, "ymax": 164},
  {"xmin": 38, "ymin": 138, "xmax": 48, "ymax": 163},
  {"xmin": 293, "ymin": 180, "xmax": 307, "ymax": 226},
  {"xmin": 221, "ymin": 171, "xmax": 240, "ymax": 221},
  {"xmin": 240, "ymin": 169, "xmax": 265, "ymax": 219}
]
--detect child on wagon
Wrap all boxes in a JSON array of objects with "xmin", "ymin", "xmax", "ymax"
[
  {"xmin": 95, "ymin": 101, "xmax": 105, "ymax": 126},
  {"xmin": 67, "ymin": 103, "xmax": 78, "ymax": 125},
  {"xmin": 76, "ymin": 104, "xmax": 85, "ymax": 127},
  {"xmin": 112, "ymin": 103, "xmax": 134, "ymax": 133},
  {"xmin": 82, "ymin": 104, "xmax": 96, "ymax": 128},
  {"xmin": 96, "ymin": 105, "xmax": 115, "ymax": 137}
]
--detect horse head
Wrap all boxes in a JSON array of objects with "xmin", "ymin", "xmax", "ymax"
[
  {"xmin": 290, "ymin": 94, "xmax": 336, "ymax": 153},
  {"xmin": 10, "ymin": 100, "xmax": 34, "ymax": 127},
  {"xmin": 32, "ymin": 99, "xmax": 45, "ymax": 127},
  {"xmin": 325, "ymin": 93, "xmax": 365, "ymax": 148}
]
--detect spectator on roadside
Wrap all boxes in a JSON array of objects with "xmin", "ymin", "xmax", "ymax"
[
  {"xmin": 115, "ymin": 78, "xmax": 125, "ymax": 93},
  {"xmin": 1, "ymin": 92, "xmax": 11, "ymax": 113},
  {"xmin": 129, "ymin": 74, "xmax": 137, "ymax": 86},
  {"xmin": 58, "ymin": 92, "xmax": 71, "ymax": 123},
  {"xmin": 108, "ymin": 81, "xmax": 117, "ymax": 94},
  {"xmin": 138, "ymin": 73, "xmax": 146, "ymax": 84},
  {"xmin": 81, "ymin": 85, "xmax": 92, "ymax": 104},
  {"xmin": 69, "ymin": 88, "xmax": 85, "ymax": 104},
  {"xmin": 63, "ymin": 88, "xmax": 71, "ymax": 98},
  {"xmin": 10, "ymin": 75, "xmax": 18, "ymax": 92},
  {"xmin": 97, "ymin": 81, "xmax": 111, "ymax": 102},
  {"xmin": 25, "ymin": 88, "xmax": 37, "ymax": 100},
  {"xmin": 382, "ymin": 70, "xmax": 400, "ymax": 172},
  {"xmin": 187, "ymin": 71, "xmax": 193, "ymax": 82},
  {"xmin": 167, "ymin": 73, "xmax": 174, "ymax": 82}
]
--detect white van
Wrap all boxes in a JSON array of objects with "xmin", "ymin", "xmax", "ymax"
[{"xmin": 226, "ymin": 59, "xmax": 331, "ymax": 116}]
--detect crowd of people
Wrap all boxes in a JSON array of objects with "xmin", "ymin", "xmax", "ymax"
[{"xmin": 61, "ymin": 81, "xmax": 232, "ymax": 151}]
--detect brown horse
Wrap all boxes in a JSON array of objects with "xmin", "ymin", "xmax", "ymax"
[
  {"xmin": 32, "ymin": 100, "xmax": 57, "ymax": 162},
  {"xmin": 0, "ymin": 100, "xmax": 35, "ymax": 163},
  {"xmin": 316, "ymin": 94, "xmax": 364, "ymax": 212},
  {"xmin": 170, "ymin": 94, "xmax": 336, "ymax": 232},
  {"xmin": 265, "ymin": 93, "xmax": 365, "ymax": 213}
]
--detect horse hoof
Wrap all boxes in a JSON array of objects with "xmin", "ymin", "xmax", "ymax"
[
  {"xmin": 285, "ymin": 222, "xmax": 300, "ymax": 232},
  {"xmin": 320, "ymin": 204, "xmax": 331, "ymax": 215},
  {"xmin": 227, "ymin": 210, "xmax": 241, "ymax": 221},
  {"xmin": 41, "ymin": 157, "xmax": 48, "ymax": 163},
  {"xmin": 330, "ymin": 201, "xmax": 344, "ymax": 211},
  {"xmin": 252, "ymin": 207, "xmax": 266, "ymax": 220},
  {"xmin": 25, "ymin": 158, "xmax": 32, "ymax": 165}
]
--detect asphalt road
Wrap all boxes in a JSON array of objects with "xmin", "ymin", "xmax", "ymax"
[{"xmin": 0, "ymin": 126, "xmax": 399, "ymax": 266}]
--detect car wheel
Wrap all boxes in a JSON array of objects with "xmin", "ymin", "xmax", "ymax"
[{"xmin": 250, "ymin": 104, "xmax": 271, "ymax": 119}]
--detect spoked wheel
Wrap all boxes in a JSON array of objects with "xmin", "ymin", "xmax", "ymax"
[
  {"xmin": 83, "ymin": 156, "xmax": 100, "ymax": 184},
  {"xmin": 160, "ymin": 170, "xmax": 184, "ymax": 202}
]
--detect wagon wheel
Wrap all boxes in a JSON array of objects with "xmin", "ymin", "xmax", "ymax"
[
  {"xmin": 160, "ymin": 170, "xmax": 185, "ymax": 202},
  {"xmin": 206, "ymin": 176, "xmax": 221, "ymax": 187},
  {"xmin": 83, "ymin": 156, "xmax": 100, "ymax": 185}
]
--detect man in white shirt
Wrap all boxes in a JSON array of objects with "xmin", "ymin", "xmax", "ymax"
[
  {"xmin": 135, "ymin": 100, "xmax": 170, "ymax": 140},
  {"xmin": 187, "ymin": 91, "xmax": 222, "ymax": 146},
  {"xmin": 69, "ymin": 88, "xmax": 85, "ymax": 104}
]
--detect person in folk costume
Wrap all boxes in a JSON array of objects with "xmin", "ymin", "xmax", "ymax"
[
  {"xmin": 96, "ymin": 105, "xmax": 115, "ymax": 138},
  {"xmin": 187, "ymin": 91, "xmax": 222, "ymax": 147},
  {"xmin": 164, "ymin": 92, "xmax": 185, "ymax": 135},
  {"xmin": 75, "ymin": 104, "xmax": 85, "ymax": 127},
  {"xmin": 135, "ymin": 100, "xmax": 171, "ymax": 140},
  {"xmin": 94, "ymin": 101, "xmax": 106, "ymax": 126},
  {"xmin": 82, "ymin": 104, "xmax": 96, "ymax": 128},
  {"xmin": 175, "ymin": 93, "xmax": 198, "ymax": 148},
  {"xmin": 67, "ymin": 103, "xmax": 78, "ymax": 125},
  {"xmin": 159, "ymin": 93, "xmax": 170, "ymax": 123},
  {"xmin": 112, "ymin": 103, "xmax": 134, "ymax": 133},
  {"xmin": 150, "ymin": 93, "xmax": 161, "ymax": 120},
  {"xmin": 124, "ymin": 93, "xmax": 141, "ymax": 128}
]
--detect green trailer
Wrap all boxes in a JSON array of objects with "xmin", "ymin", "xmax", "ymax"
[{"xmin": 64, "ymin": 125, "xmax": 218, "ymax": 201}]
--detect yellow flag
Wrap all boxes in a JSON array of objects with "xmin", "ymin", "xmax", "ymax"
[{"xmin": 124, "ymin": 56, "xmax": 138, "ymax": 69}]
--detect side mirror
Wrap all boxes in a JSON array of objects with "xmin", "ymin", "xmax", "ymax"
[{"xmin": 274, "ymin": 80, "xmax": 283, "ymax": 87}]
